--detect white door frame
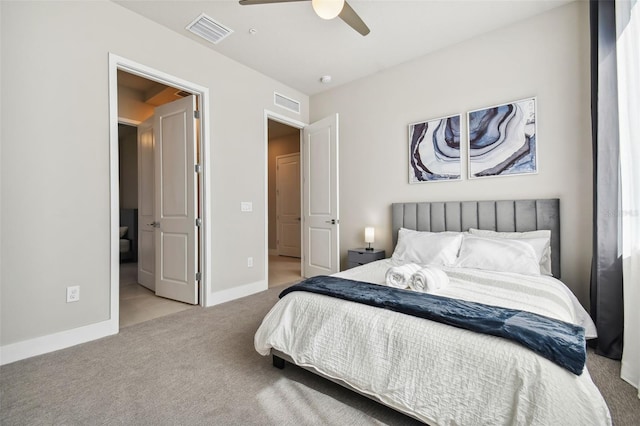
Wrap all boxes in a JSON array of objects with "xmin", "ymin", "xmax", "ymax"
[
  {"xmin": 108, "ymin": 53, "xmax": 212, "ymax": 330},
  {"xmin": 264, "ymin": 110, "xmax": 306, "ymax": 284}
]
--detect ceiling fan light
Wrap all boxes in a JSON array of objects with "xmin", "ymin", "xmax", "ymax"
[{"xmin": 312, "ymin": 0, "xmax": 345, "ymax": 20}]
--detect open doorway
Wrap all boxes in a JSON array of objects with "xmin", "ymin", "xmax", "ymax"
[
  {"xmin": 267, "ymin": 119, "xmax": 302, "ymax": 287},
  {"xmin": 116, "ymin": 70, "xmax": 199, "ymax": 327}
]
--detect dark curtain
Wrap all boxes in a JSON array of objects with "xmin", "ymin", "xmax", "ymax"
[{"xmin": 590, "ymin": 0, "xmax": 624, "ymax": 360}]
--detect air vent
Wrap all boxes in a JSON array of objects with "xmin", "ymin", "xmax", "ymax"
[
  {"xmin": 175, "ymin": 90, "xmax": 191, "ymax": 98},
  {"xmin": 274, "ymin": 92, "xmax": 301, "ymax": 114},
  {"xmin": 186, "ymin": 13, "xmax": 233, "ymax": 45}
]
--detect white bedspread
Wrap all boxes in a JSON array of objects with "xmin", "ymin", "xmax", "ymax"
[{"xmin": 254, "ymin": 260, "xmax": 611, "ymax": 425}]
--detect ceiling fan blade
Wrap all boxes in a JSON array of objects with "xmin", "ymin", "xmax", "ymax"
[
  {"xmin": 240, "ymin": 0, "xmax": 371, "ymax": 36},
  {"xmin": 239, "ymin": 0, "xmax": 309, "ymax": 5},
  {"xmin": 339, "ymin": 1, "xmax": 370, "ymax": 36}
]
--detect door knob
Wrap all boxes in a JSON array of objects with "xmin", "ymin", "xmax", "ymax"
[
  {"xmin": 147, "ymin": 221, "xmax": 160, "ymax": 228},
  {"xmin": 325, "ymin": 219, "xmax": 338, "ymax": 225}
]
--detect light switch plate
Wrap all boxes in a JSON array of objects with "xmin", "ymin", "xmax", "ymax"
[{"xmin": 241, "ymin": 202, "xmax": 252, "ymax": 212}]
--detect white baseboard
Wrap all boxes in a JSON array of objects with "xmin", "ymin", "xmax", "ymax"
[
  {"xmin": 621, "ymin": 361, "xmax": 639, "ymax": 390},
  {"xmin": 1, "ymin": 280, "xmax": 269, "ymax": 364},
  {"xmin": 205, "ymin": 280, "xmax": 268, "ymax": 307},
  {"xmin": 0, "ymin": 318, "xmax": 118, "ymax": 366}
]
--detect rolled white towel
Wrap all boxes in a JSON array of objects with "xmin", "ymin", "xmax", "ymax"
[
  {"xmin": 409, "ymin": 266, "xmax": 450, "ymax": 293},
  {"xmin": 385, "ymin": 263, "xmax": 422, "ymax": 289}
]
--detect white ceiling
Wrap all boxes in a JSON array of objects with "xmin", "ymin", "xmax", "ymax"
[{"xmin": 115, "ymin": 0, "xmax": 573, "ymax": 96}]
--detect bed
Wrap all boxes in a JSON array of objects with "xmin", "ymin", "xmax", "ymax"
[{"xmin": 254, "ymin": 199, "xmax": 611, "ymax": 425}]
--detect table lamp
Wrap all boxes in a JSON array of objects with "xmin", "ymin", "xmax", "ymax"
[{"xmin": 364, "ymin": 227, "xmax": 375, "ymax": 251}]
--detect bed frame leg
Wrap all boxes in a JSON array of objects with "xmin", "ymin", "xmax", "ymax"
[{"xmin": 272, "ymin": 355, "xmax": 285, "ymax": 369}]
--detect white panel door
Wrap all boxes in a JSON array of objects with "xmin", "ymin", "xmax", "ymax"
[
  {"xmin": 137, "ymin": 117, "xmax": 155, "ymax": 291},
  {"xmin": 302, "ymin": 114, "xmax": 339, "ymax": 277},
  {"xmin": 276, "ymin": 153, "xmax": 301, "ymax": 258},
  {"xmin": 153, "ymin": 96, "xmax": 198, "ymax": 304}
]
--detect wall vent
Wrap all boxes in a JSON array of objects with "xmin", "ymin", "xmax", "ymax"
[
  {"xmin": 186, "ymin": 13, "xmax": 233, "ymax": 45},
  {"xmin": 175, "ymin": 90, "xmax": 191, "ymax": 98},
  {"xmin": 274, "ymin": 92, "xmax": 301, "ymax": 114}
]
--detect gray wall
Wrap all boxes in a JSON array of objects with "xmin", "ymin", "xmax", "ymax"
[
  {"xmin": 311, "ymin": 1, "xmax": 592, "ymax": 306},
  {"xmin": 0, "ymin": 0, "xmax": 308, "ymax": 346},
  {"xmin": 118, "ymin": 84, "xmax": 154, "ymax": 123},
  {"xmin": 118, "ymin": 125, "xmax": 138, "ymax": 210}
]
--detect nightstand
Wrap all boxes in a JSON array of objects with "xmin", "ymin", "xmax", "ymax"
[{"xmin": 347, "ymin": 248, "xmax": 385, "ymax": 269}]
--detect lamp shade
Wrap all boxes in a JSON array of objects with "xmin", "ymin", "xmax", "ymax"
[
  {"xmin": 312, "ymin": 0, "xmax": 345, "ymax": 20},
  {"xmin": 364, "ymin": 227, "xmax": 375, "ymax": 244}
]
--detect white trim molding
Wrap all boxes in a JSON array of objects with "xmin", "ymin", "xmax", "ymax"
[
  {"xmin": 108, "ymin": 53, "xmax": 213, "ymax": 320},
  {"xmin": 0, "ymin": 320, "xmax": 117, "ymax": 366},
  {"xmin": 206, "ymin": 280, "xmax": 267, "ymax": 307},
  {"xmin": 118, "ymin": 117, "xmax": 142, "ymax": 126}
]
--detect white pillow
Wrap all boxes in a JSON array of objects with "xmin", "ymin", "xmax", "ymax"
[
  {"xmin": 468, "ymin": 228, "xmax": 552, "ymax": 275},
  {"xmin": 454, "ymin": 235, "xmax": 541, "ymax": 276},
  {"xmin": 392, "ymin": 228, "xmax": 463, "ymax": 267},
  {"xmin": 120, "ymin": 226, "xmax": 129, "ymax": 238}
]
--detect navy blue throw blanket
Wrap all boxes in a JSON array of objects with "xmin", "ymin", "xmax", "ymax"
[{"xmin": 280, "ymin": 275, "xmax": 586, "ymax": 375}]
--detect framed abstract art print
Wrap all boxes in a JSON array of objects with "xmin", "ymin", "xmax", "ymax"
[
  {"xmin": 467, "ymin": 97, "xmax": 537, "ymax": 179},
  {"xmin": 409, "ymin": 114, "xmax": 461, "ymax": 183}
]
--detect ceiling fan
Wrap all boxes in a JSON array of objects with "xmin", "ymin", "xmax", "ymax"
[{"xmin": 238, "ymin": 0, "xmax": 370, "ymax": 36}]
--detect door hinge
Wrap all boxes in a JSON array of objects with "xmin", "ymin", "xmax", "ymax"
[
  {"xmin": 195, "ymin": 164, "xmax": 202, "ymax": 173},
  {"xmin": 195, "ymin": 218, "xmax": 202, "ymax": 227},
  {"xmin": 196, "ymin": 272, "xmax": 202, "ymax": 281},
  {"xmin": 194, "ymin": 110, "xmax": 201, "ymax": 119}
]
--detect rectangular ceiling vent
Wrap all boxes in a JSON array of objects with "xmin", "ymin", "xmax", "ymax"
[
  {"xmin": 186, "ymin": 13, "xmax": 233, "ymax": 45},
  {"xmin": 274, "ymin": 92, "xmax": 301, "ymax": 114}
]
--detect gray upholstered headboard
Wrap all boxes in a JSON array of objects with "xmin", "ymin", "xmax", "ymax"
[{"xmin": 391, "ymin": 199, "xmax": 561, "ymax": 278}]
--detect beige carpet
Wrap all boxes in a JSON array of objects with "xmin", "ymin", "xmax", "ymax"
[{"xmin": 2, "ymin": 285, "xmax": 639, "ymax": 425}]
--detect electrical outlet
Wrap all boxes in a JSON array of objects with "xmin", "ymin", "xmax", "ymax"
[
  {"xmin": 66, "ymin": 286, "xmax": 80, "ymax": 303},
  {"xmin": 247, "ymin": 257, "xmax": 253, "ymax": 267}
]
